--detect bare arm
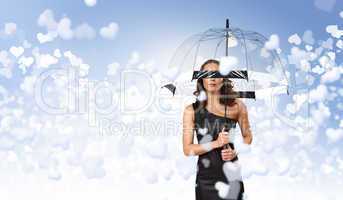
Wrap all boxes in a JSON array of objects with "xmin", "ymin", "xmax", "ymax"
[
  {"xmin": 237, "ymin": 101, "xmax": 253, "ymax": 145},
  {"xmin": 182, "ymin": 105, "xmax": 224, "ymax": 156}
]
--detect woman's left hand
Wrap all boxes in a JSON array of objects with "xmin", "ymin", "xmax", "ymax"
[{"xmin": 221, "ymin": 148, "xmax": 237, "ymax": 161}]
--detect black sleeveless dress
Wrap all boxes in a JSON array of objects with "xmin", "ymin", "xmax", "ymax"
[{"xmin": 192, "ymin": 103, "xmax": 245, "ymax": 200}]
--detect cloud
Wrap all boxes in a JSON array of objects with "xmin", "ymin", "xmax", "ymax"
[
  {"xmin": 302, "ymin": 30, "xmax": 315, "ymax": 45},
  {"xmin": 64, "ymin": 51, "xmax": 82, "ymax": 66},
  {"xmin": 84, "ymin": 0, "xmax": 97, "ymax": 7},
  {"xmin": 37, "ymin": 9, "xmax": 96, "ymax": 43},
  {"xmin": 326, "ymin": 25, "xmax": 343, "ymax": 39},
  {"xmin": 63, "ymin": 51, "xmax": 90, "ymax": 76},
  {"xmin": 127, "ymin": 51, "xmax": 140, "ymax": 65},
  {"xmin": 10, "ymin": 127, "xmax": 35, "ymax": 142},
  {"xmin": 4, "ymin": 22, "xmax": 17, "ymax": 35},
  {"xmin": 287, "ymin": 46, "xmax": 314, "ymax": 69},
  {"xmin": 53, "ymin": 49, "xmax": 61, "ymax": 58},
  {"xmin": 82, "ymin": 156, "xmax": 106, "ymax": 179},
  {"xmin": 312, "ymin": 65, "xmax": 325, "ymax": 74},
  {"xmin": 20, "ymin": 75, "xmax": 37, "ymax": 95},
  {"xmin": 314, "ymin": 0, "xmax": 336, "ymax": 12},
  {"xmin": 286, "ymin": 93, "xmax": 308, "ymax": 114},
  {"xmin": 264, "ymin": 34, "xmax": 279, "ymax": 50},
  {"xmin": 299, "ymin": 60, "xmax": 311, "ymax": 72},
  {"xmin": 38, "ymin": 9, "xmax": 57, "ymax": 30},
  {"xmin": 36, "ymin": 9, "xmax": 61, "ymax": 43},
  {"xmin": 0, "ymin": 86, "xmax": 14, "ymax": 107},
  {"xmin": 57, "ymin": 17, "xmax": 73, "ymax": 40},
  {"xmin": 48, "ymin": 167, "xmax": 62, "ymax": 180},
  {"xmin": 288, "ymin": 34, "xmax": 302, "ymax": 45},
  {"xmin": 326, "ymin": 128, "xmax": 343, "ymax": 143},
  {"xmin": 336, "ymin": 40, "xmax": 343, "ymax": 49},
  {"xmin": 305, "ymin": 45, "xmax": 313, "ymax": 51},
  {"xmin": 321, "ymin": 67, "xmax": 341, "ymax": 83},
  {"xmin": 106, "ymin": 62, "xmax": 120, "ymax": 76},
  {"xmin": 34, "ymin": 53, "xmax": 58, "ymax": 68},
  {"xmin": 319, "ymin": 55, "xmax": 334, "ymax": 69},
  {"xmin": 0, "ymin": 68, "xmax": 12, "ymax": 78},
  {"xmin": 309, "ymin": 84, "xmax": 328, "ymax": 103},
  {"xmin": 9, "ymin": 46, "xmax": 24, "ymax": 58},
  {"xmin": 18, "ymin": 56, "xmax": 34, "ymax": 74},
  {"xmin": 74, "ymin": 23, "xmax": 96, "ymax": 40},
  {"xmin": 312, "ymin": 102, "xmax": 331, "ymax": 126},
  {"xmin": 36, "ymin": 32, "xmax": 57, "ymax": 43},
  {"xmin": 219, "ymin": 56, "xmax": 238, "ymax": 75},
  {"xmin": 0, "ymin": 50, "xmax": 12, "ymax": 67},
  {"xmin": 321, "ymin": 38, "xmax": 334, "ymax": 49},
  {"xmin": 144, "ymin": 139, "xmax": 168, "ymax": 159},
  {"xmin": 99, "ymin": 22, "xmax": 119, "ymax": 40},
  {"xmin": 22, "ymin": 40, "xmax": 32, "ymax": 49}
]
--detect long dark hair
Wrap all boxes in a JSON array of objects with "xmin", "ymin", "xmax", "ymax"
[{"xmin": 193, "ymin": 59, "xmax": 238, "ymax": 110}]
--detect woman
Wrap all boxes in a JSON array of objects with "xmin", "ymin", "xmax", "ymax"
[{"xmin": 182, "ymin": 59, "xmax": 253, "ymax": 200}]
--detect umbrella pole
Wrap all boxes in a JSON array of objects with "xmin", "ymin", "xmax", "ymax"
[
  {"xmin": 223, "ymin": 19, "xmax": 232, "ymax": 150},
  {"xmin": 223, "ymin": 101, "xmax": 232, "ymax": 150},
  {"xmin": 225, "ymin": 19, "xmax": 229, "ymax": 57}
]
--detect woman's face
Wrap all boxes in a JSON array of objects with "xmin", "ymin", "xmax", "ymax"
[{"xmin": 202, "ymin": 63, "xmax": 223, "ymax": 93}]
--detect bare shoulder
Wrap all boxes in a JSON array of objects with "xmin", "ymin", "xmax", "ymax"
[
  {"xmin": 235, "ymin": 99, "xmax": 247, "ymax": 112},
  {"xmin": 184, "ymin": 104, "xmax": 195, "ymax": 115},
  {"xmin": 183, "ymin": 104, "xmax": 195, "ymax": 123}
]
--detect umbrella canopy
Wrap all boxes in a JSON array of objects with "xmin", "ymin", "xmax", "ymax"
[{"xmin": 163, "ymin": 19, "xmax": 290, "ymax": 99}]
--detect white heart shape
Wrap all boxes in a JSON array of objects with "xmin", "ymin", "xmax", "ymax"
[
  {"xmin": 197, "ymin": 90, "xmax": 207, "ymax": 102},
  {"xmin": 215, "ymin": 181, "xmax": 230, "ymax": 198},
  {"xmin": 9, "ymin": 46, "xmax": 24, "ymax": 58},
  {"xmin": 264, "ymin": 34, "xmax": 279, "ymax": 50},
  {"xmin": 223, "ymin": 161, "xmax": 242, "ymax": 181},
  {"xmin": 37, "ymin": 32, "xmax": 57, "ymax": 43},
  {"xmin": 18, "ymin": 56, "xmax": 34, "ymax": 67},
  {"xmin": 219, "ymin": 56, "xmax": 238, "ymax": 75},
  {"xmin": 198, "ymin": 127, "xmax": 208, "ymax": 135},
  {"xmin": 53, "ymin": 49, "xmax": 62, "ymax": 58},
  {"xmin": 288, "ymin": 34, "xmax": 301, "ymax": 45}
]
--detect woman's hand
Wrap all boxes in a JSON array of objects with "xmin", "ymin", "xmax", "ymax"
[
  {"xmin": 221, "ymin": 148, "xmax": 237, "ymax": 161},
  {"xmin": 215, "ymin": 127, "xmax": 230, "ymax": 148}
]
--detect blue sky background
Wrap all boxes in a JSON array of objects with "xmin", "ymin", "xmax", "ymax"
[
  {"xmin": 0, "ymin": 0, "xmax": 341, "ymax": 138},
  {"xmin": 0, "ymin": 1, "xmax": 342, "ymax": 199},
  {"xmin": 0, "ymin": 0, "xmax": 342, "ymax": 78}
]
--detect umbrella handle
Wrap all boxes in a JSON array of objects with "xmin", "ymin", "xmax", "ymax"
[
  {"xmin": 223, "ymin": 142, "xmax": 238, "ymax": 162},
  {"xmin": 223, "ymin": 143, "xmax": 231, "ymax": 150},
  {"xmin": 222, "ymin": 125, "xmax": 232, "ymax": 150}
]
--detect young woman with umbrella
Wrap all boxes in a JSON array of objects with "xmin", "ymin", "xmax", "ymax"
[{"xmin": 183, "ymin": 59, "xmax": 253, "ymax": 200}]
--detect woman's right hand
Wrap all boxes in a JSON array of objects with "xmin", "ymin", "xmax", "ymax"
[{"xmin": 215, "ymin": 127, "xmax": 230, "ymax": 148}]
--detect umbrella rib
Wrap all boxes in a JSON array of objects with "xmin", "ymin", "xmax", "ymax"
[{"xmin": 214, "ymin": 37, "xmax": 226, "ymax": 58}]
